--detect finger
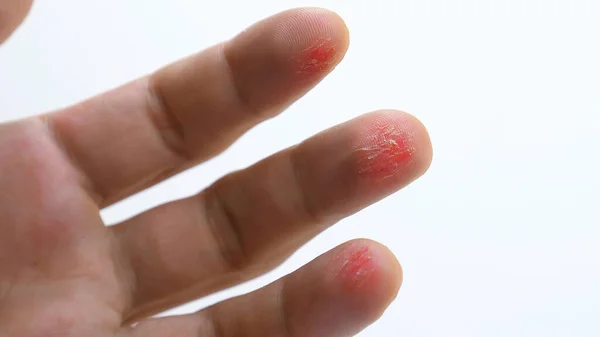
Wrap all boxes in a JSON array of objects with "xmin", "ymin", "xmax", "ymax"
[
  {"xmin": 0, "ymin": 0, "xmax": 33, "ymax": 43},
  {"xmin": 127, "ymin": 239, "xmax": 402, "ymax": 337},
  {"xmin": 114, "ymin": 110, "xmax": 432, "ymax": 321},
  {"xmin": 45, "ymin": 8, "xmax": 349, "ymax": 206}
]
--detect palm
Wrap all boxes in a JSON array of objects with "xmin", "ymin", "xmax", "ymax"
[
  {"xmin": 0, "ymin": 126, "xmax": 125, "ymax": 335},
  {"xmin": 0, "ymin": 3, "xmax": 432, "ymax": 337}
]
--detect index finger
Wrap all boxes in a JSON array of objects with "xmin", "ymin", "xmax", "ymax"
[{"xmin": 46, "ymin": 8, "xmax": 349, "ymax": 206}]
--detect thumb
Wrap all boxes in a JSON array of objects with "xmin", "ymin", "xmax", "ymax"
[{"xmin": 0, "ymin": 0, "xmax": 33, "ymax": 44}]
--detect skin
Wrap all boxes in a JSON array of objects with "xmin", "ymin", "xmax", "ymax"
[{"xmin": 0, "ymin": 3, "xmax": 433, "ymax": 337}]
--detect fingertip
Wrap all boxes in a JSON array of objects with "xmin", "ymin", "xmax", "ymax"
[
  {"xmin": 287, "ymin": 239, "xmax": 402, "ymax": 336},
  {"xmin": 221, "ymin": 7, "xmax": 350, "ymax": 118},
  {"xmin": 330, "ymin": 239, "xmax": 403, "ymax": 319},
  {"xmin": 289, "ymin": 109, "xmax": 432, "ymax": 223}
]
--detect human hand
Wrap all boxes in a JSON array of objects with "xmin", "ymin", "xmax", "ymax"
[{"xmin": 0, "ymin": 3, "xmax": 432, "ymax": 336}]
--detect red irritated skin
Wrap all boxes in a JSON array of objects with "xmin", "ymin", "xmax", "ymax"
[
  {"xmin": 353, "ymin": 117, "xmax": 419, "ymax": 185},
  {"xmin": 355, "ymin": 123, "xmax": 417, "ymax": 181},
  {"xmin": 334, "ymin": 244, "xmax": 378, "ymax": 292},
  {"xmin": 292, "ymin": 37, "xmax": 339, "ymax": 77}
]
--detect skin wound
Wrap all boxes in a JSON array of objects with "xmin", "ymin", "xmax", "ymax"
[
  {"xmin": 293, "ymin": 37, "xmax": 338, "ymax": 76},
  {"xmin": 355, "ymin": 123, "xmax": 416, "ymax": 180}
]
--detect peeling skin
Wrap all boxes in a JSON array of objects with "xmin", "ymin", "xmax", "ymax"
[
  {"xmin": 355, "ymin": 124, "xmax": 416, "ymax": 179},
  {"xmin": 292, "ymin": 37, "xmax": 337, "ymax": 75},
  {"xmin": 335, "ymin": 245, "xmax": 376, "ymax": 291}
]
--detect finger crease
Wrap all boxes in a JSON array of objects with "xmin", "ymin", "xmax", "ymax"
[
  {"xmin": 38, "ymin": 115, "xmax": 105, "ymax": 205},
  {"xmin": 204, "ymin": 307, "xmax": 225, "ymax": 337},
  {"xmin": 278, "ymin": 280, "xmax": 296, "ymax": 337},
  {"xmin": 144, "ymin": 77, "xmax": 192, "ymax": 161},
  {"xmin": 219, "ymin": 43, "xmax": 260, "ymax": 118},
  {"xmin": 205, "ymin": 187, "xmax": 249, "ymax": 272},
  {"xmin": 288, "ymin": 146, "xmax": 322, "ymax": 226}
]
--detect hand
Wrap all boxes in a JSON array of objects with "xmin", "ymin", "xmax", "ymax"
[{"xmin": 0, "ymin": 3, "xmax": 432, "ymax": 336}]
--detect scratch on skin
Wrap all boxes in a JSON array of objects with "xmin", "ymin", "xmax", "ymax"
[
  {"xmin": 336, "ymin": 245, "xmax": 376, "ymax": 290},
  {"xmin": 355, "ymin": 124, "xmax": 416, "ymax": 179},
  {"xmin": 292, "ymin": 37, "xmax": 338, "ymax": 75}
]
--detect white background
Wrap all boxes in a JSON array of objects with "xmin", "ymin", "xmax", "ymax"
[{"xmin": 1, "ymin": 0, "xmax": 599, "ymax": 336}]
